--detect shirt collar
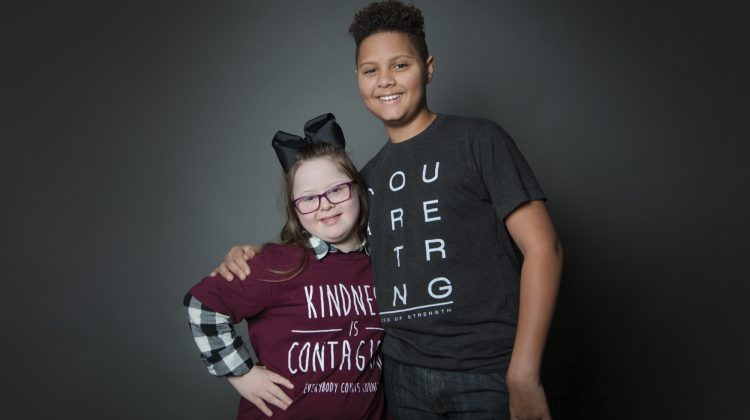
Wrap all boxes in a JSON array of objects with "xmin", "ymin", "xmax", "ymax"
[{"xmin": 308, "ymin": 236, "xmax": 368, "ymax": 260}]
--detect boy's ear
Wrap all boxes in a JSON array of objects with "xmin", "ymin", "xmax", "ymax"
[{"xmin": 425, "ymin": 56, "xmax": 435, "ymax": 84}]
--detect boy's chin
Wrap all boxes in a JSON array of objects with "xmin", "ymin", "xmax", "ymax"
[
  {"xmin": 372, "ymin": 111, "xmax": 409, "ymax": 126},
  {"xmin": 366, "ymin": 104, "xmax": 403, "ymax": 121},
  {"xmin": 370, "ymin": 106, "xmax": 427, "ymax": 127}
]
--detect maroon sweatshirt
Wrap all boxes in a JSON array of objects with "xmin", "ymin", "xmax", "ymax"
[{"xmin": 190, "ymin": 243, "xmax": 385, "ymax": 420}]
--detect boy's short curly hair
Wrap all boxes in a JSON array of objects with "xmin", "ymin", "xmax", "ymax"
[{"xmin": 348, "ymin": 0, "xmax": 429, "ymax": 63}]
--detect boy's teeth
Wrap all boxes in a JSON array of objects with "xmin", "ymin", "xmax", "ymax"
[{"xmin": 380, "ymin": 94, "xmax": 401, "ymax": 100}]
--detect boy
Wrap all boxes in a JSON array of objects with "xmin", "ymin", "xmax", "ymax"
[{"xmin": 216, "ymin": 2, "xmax": 562, "ymax": 418}]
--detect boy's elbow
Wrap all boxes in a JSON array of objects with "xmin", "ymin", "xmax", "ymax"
[
  {"xmin": 532, "ymin": 236, "xmax": 563, "ymax": 260},
  {"xmin": 528, "ymin": 237, "xmax": 563, "ymax": 271},
  {"xmin": 553, "ymin": 238, "xmax": 563, "ymax": 261}
]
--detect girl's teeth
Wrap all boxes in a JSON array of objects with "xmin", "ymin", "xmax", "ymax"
[{"xmin": 380, "ymin": 94, "xmax": 400, "ymax": 101}]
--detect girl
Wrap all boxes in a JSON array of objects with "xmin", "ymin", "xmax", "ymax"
[{"xmin": 185, "ymin": 114, "xmax": 385, "ymax": 419}]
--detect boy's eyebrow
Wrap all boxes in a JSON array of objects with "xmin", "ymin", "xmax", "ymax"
[{"xmin": 357, "ymin": 54, "xmax": 415, "ymax": 69}]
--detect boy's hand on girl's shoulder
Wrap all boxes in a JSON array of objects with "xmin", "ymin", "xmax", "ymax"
[
  {"xmin": 227, "ymin": 365, "xmax": 294, "ymax": 417},
  {"xmin": 507, "ymin": 374, "xmax": 552, "ymax": 420},
  {"xmin": 210, "ymin": 245, "xmax": 259, "ymax": 281}
]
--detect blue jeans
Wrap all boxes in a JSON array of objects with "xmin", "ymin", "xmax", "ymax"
[{"xmin": 384, "ymin": 356, "xmax": 510, "ymax": 419}]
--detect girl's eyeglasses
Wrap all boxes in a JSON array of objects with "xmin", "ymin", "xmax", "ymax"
[{"xmin": 292, "ymin": 181, "xmax": 355, "ymax": 214}]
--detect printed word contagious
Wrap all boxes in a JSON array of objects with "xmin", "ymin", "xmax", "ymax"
[{"xmin": 287, "ymin": 338, "xmax": 383, "ymax": 374}]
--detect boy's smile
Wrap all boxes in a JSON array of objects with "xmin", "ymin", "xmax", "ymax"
[
  {"xmin": 356, "ymin": 31, "xmax": 435, "ymax": 142},
  {"xmin": 378, "ymin": 93, "xmax": 403, "ymax": 103}
]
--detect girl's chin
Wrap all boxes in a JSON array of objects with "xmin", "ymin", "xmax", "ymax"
[{"xmin": 324, "ymin": 236, "xmax": 359, "ymax": 251}]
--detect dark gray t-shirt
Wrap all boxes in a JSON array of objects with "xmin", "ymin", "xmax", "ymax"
[{"xmin": 360, "ymin": 114, "xmax": 545, "ymax": 374}]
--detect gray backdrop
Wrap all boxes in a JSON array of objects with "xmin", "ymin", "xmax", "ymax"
[{"xmin": 4, "ymin": 0, "xmax": 748, "ymax": 419}]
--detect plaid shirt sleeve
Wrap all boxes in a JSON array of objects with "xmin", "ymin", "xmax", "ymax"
[{"xmin": 184, "ymin": 292, "xmax": 253, "ymax": 377}]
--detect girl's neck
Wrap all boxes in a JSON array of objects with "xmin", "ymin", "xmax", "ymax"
[{"xmin": 332, "ymin": 236, "xmax": 361, "ymax": 252}]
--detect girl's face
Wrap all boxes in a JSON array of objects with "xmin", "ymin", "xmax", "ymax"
[{"xmin": 292, "ymin": 157, "xmax": 361, "ymax": 251}]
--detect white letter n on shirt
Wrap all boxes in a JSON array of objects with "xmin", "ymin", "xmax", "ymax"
[{"xmin": 393, "ymin": 284, "xmax": 407, "ymax": 306}]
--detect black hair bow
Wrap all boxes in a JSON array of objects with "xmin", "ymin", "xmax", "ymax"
[{"xmin": 272, "ymin": 113, "xmax": 346, "ymax": 173}]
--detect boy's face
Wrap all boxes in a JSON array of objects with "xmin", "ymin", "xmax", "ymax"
[{"xmin": 356, "ymin": 31, "xmax": 433, "ymax": 128}]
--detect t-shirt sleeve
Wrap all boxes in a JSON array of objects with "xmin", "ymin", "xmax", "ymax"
[
  {"xmin": 188, "ymin": 274, "xmax": 270, "ymax": 323},
  {"xmin": 188, "ymin": 247, "xmax": 291, "ymax": 322},
  {"xmin": 189, "ymin": 244, "xmax": 307, "ymax": 322},
  {"xmin": 471, "ymin": 121, "xmax": 546, "ymax": 220}
]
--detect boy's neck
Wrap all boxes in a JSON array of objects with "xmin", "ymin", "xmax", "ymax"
[{"xmin": 385, "ymin": 108, "xmax": 437, "ymax": 143}]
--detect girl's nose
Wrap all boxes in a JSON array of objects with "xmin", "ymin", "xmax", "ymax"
[{"xmin": 319, "ymin": 195, "xmax": 334, "ymax": 210}]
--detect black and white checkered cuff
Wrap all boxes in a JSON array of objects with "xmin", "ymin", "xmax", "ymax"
[{"xmin": 184, "ymin": 293, "xmax": 252, "ymax": 377}]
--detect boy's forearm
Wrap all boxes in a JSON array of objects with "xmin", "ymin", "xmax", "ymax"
[{"xmin": 507, "ymin": 241, "xmax": 562, "ymax": 380}]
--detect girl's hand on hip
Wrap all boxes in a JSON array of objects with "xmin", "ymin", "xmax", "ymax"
[{"xmin": 227, "ymin": 365, "xmax": 294, "ymax": 417}]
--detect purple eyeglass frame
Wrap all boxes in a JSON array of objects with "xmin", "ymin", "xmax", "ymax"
[{"xmin": 292, "ymin": 181, "xmax": 355, "ymax": 214}]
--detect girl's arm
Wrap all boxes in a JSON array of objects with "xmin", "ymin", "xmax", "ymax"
[
  {"xmin": 184, "ymin": 293, "xmax": 294, "ymax": 415},
  {"xmin": 504, "ymin": 200, "xmax": 563, "ymax": 420},
  {"xmin": 184, "ymin": 293, "xmax": 253, "ymax": 376}
]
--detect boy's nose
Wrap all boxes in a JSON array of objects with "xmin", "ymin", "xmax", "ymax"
[{"xmin": 377, "ymin": 73, "xmax": 395, "ymax": 88}]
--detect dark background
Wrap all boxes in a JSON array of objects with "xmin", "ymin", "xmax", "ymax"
[{"xmin": 4, "ymin": 1, "xmax": 748, "ymax": 418}]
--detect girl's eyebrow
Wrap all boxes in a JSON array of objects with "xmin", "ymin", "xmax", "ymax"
[{"xmin": 295, "ymin": 180, "xmax": 351, "ymax": 196}]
